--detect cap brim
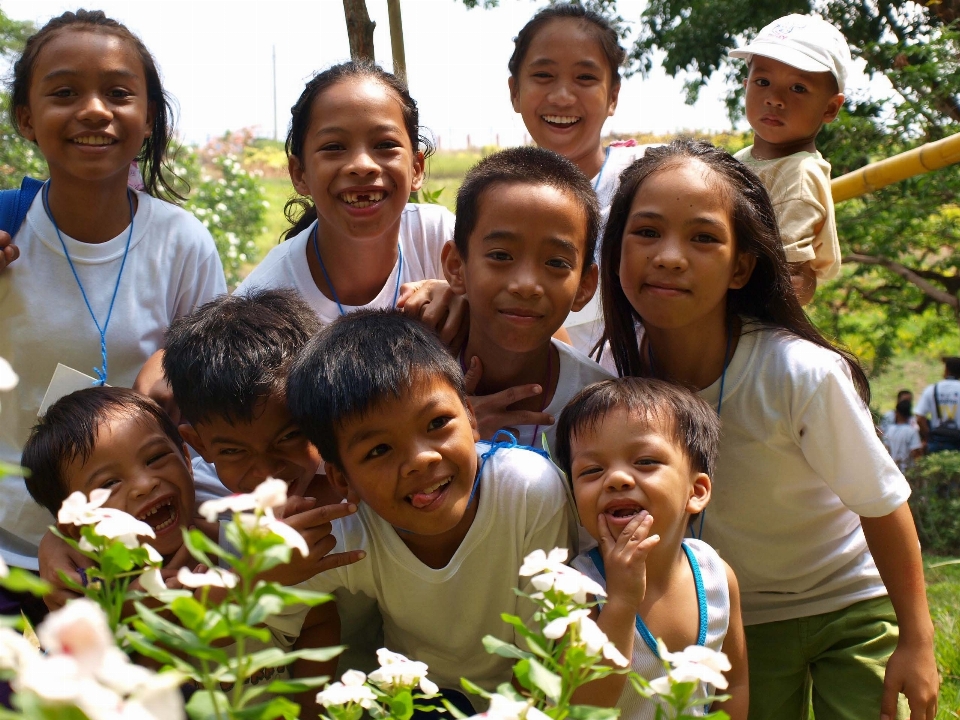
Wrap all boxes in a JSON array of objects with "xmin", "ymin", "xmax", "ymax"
[{"xmin": 730, "ymin": 41, "xmax": 832, "ymax": 74}]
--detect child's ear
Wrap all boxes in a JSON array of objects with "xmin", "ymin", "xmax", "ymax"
[
  {"xmin": 571, "ymin": 263, "xmax": 599, "ymax": 313},
  {"xmin": 411, "ymin": 150, "xmax": 426, "ymax": 193},
  {"xmin": 441, "ymin": 241, "xmax": 468, "ymax": 296},
  {"xmin": 325, "ymin": 463, "xmax": 361, "ymax": 505},
  {"xmin": 144, "ymin": 101, "xmax": 156, "ymax": 139},
  {"xmin": 178, "ymin": 424, "xmax": 210, "ymax": 463},
  {"xmin": 823, "ymin": 93, "xmax": 844, "ymax": 124},
  {"xmin": 288, "ymin": 155, "xmax": 310, "ymax": 197},
  {"xmin": 15, "ymin": 105, "xmax": 35, "ymax": 142},
  {"xmin": 686, "ymin": 472, "xmax": 712, "ymax": 514},
  {"xmin": 465, "ymin": 398, "xmax": 481, "ymax": 443},
  {"xmin": 607, "ymin": 82, "xmax": 621, "ymax": 118},
  {"xmin": 728, "ymin": 252, "xmax": 757, "ymax": 291},
  {"xmin": 508, "ymin": 76, "xmax": 520, "ymax": 112}
]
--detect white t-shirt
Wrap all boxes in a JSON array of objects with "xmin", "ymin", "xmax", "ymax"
[
  {"xmin": 882, "ymin": 423, "xmax": 922, "ymax": 473},
  {"xmin": 265, "ymin": 441, "xmax": 576, "ymax": 705},
  {"xmin": 564, "ymin": 143, "xmax": 653, "ymax": 355},
  {"xmin": 235, "ymin": 203, "xmax": 454, "ymax": 323},
  {"xmin": 915, "ymin": 379, "xmax": 960, "ymax": 430},
  {"xmin": 0, "ymin": 192, "xmax": 226, "ymax": 569},
  {"xmin": 511, "ymin": 339, "xmax": 613, "ymax": 452},
  {"xmin": 572, "ymin": 539, "xmax": 729, "ymax": 719},
  {"xmin": 878, "ymin": 409, "xmax": 919, "ymax": 436},
  {"xmin": 693, "ymin": 325, "xmax": 910, "ymax": 625}
]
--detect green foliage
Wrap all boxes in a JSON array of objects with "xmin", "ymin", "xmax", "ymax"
[
  {"xmin": 924, "ymin": 558, "xmax": 960, "ymax": 717},
  {"xmin": 906, "ymin": 452, "xmax": 960, "ymax": 556}
]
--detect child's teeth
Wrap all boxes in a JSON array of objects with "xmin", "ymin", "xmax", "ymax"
[
  {"xmin": 341, "ymin": 191, "xmax": 385, "ymax": 207},
  {"xmin": 542, "ymin": 115, "xmax": 579, "ymax": 125},
  {"xmin": 74, "ymin": 136, "xmax": 114, "ymax": 145}
]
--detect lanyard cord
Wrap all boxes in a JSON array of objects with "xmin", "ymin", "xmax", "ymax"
[
  {"xmin": 592, "ymin": 146, "xmax": 611, "ymax": 191},
  {"xmin": 42, "ymin": 182, "xmax": 134, "ymax": 386},
  {"xmin": 646, "ymin": 326, "xmax": 732, "ymax": 539},
  {"xmin": 311, "ymin": 223, "xmax": 402, "ymax": 316}
]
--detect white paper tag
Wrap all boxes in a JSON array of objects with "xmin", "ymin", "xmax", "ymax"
[{"xmin": 38, "ymin": 364, "xmax": 99, "ymax": 417}]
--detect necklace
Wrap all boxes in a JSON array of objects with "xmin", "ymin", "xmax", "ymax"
[
  {"xmin": 459, "ymin": 343, "xmax": 555, "ymax": 448},
  {"xmin": 311, "ymin": 223, "xmax": 402, "ymax": 316},
  {"xmin": 42, "ymin": 182, "xmax": 134, "ymax": 386}
]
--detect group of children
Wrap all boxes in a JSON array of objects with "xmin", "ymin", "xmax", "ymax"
[{"xmin": 0, "ymin": 4, "xmax": 941, "ymax": 719}]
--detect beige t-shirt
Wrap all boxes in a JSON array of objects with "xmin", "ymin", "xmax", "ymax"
[{"xmin": 735, "ymin": 147, "xmax": 840, "ymax": 280}]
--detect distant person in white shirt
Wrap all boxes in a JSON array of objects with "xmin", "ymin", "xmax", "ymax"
[
  {"xmin": 915, "ymin": 357, "xmax": 960, "ymax": 454},
  {"xmin": 879, "ymin": 389, "xmax": 919, "ymax": 436},
  {"xmin": 882, "ymin": 398, "xmax": 923, "ymax": 472}
]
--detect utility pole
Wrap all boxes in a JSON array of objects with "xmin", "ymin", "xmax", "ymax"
[
  {"xmin": 272, "ymin": 45, "xmax": 278, "ymax": 141},
  {"xmin": 386, "ymin": 0, "xmax": 407, "ymax": 82}
]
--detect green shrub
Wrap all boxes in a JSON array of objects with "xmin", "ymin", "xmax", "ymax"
[{"xmin": 907, "ymin": 452, "xmax": 960, "ymax": 556}]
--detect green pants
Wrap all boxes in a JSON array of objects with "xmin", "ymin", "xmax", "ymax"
[{"xmin": 745, "ymin": 596, "xmax": 908, "ymax": 720}]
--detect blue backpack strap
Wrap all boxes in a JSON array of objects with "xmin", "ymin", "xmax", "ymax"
[{"xmin": 0, "ymin": 177, "xmax": 43, "ymax": 236}]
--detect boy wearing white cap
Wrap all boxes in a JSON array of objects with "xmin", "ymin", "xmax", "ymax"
[{"xmin": 731, "ymin": 14, "xmax": 850, "ymax": 305}]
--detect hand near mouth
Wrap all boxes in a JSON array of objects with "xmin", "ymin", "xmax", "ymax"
[{"xmin": 597, "ymin": 510, "xmax": 659, "ymax": 614}]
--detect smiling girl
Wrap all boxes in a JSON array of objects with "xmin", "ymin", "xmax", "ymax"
[
  {"xmin": 0, "ymin": 11, "xmax": 224, "ymax": 588},
  {"xmin": 237, "ymin": 62, "xmax": 454, "ymax": 326}
]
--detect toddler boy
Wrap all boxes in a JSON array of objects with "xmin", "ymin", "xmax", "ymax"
[
  {"xmin": 555, "ymin": 378, "xmax": 748, "ymax": 719},
  {"xmin": 731, "ymin": 14, "xmax": 850, "ymax": 305},
  {"xmin": 442, "ymin": 147, "xmax": 612, "ymax": 450},
  {"xmin": 269, "ymin": 310, "xmax": 576, "ymax": 713}
]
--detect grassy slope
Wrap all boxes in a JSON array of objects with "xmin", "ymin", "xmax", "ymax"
[{"xmin": 927, "ymin": 558, "xmax": 960, "ymax": 717}]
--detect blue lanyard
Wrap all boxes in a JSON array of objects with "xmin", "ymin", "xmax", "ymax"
[
  {"xmin": 592, "ymin": 146, "xmax": 611, "ymax": 191},
  {"xmin": 587, "ymin": 541, "xmax": 708, "ymax": 657},
  {"xmin": 42, "ymin": 182, "xmax": 134, "ymax": 386},
  {"xmin": 311, "ymin": 223, "xmax": 402, "ymax": 316}
]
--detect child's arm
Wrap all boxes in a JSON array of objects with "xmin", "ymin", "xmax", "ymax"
[
  {"xmin": 397, "ymin": 279, "xmax": 468, "ymax": 348},
  {"xmin": 38, "ymin": 529, "xmax": 90, "ymax": 610},
  {"xmin": 711, "ymin": 562, "xmax": 748, "ymax": 720},
  {"xmin": 860, "ymin": 503, "xmax": 939, "ymax": 719},
  {"xmin": 788, "ymin": 261, "xmax": 817, "ymax": 306},
  {"xmin": 0, "ymin": 230, "xmax": 18, "ymax": 272},
  {"xmin": 293, "ymin": 601, "xmax": 341, "ymax": 720},
  {"xmin": 572, "ymin": 512, "xmax": 659, "ymax": 707}
]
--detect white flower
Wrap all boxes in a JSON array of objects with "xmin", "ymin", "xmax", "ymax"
[
  {"xmin": 0, "ymin": 356, "xmax": 18, "ymax": 391},
  {"xmin": 541, "ymin": 610, "xmax": 628, "ymax": 667},
  {"xmin": 176, "ymin": 567, "xmax": 238, "ymax": 589},
  {"xmin": 659, "ymin": 643, "xmax": 731, "ymax": 690},
  {"xmin": 368, "ymin": 648, "xmax": 438, "ymax": 695},
  {"xmin": 139, "ymin": 567, "xmax": 167, "ymax": 597},
  {"xmin": 252, "ymin": 478, "xmax": 289, "ymax": 510},
  {"xmin": 0, "ymin": 627, "xmax": 39, "ymax": 671},
  {"xmin": 316, "ymin": 670, "xmax": 377, "ymax": 709},
  {"xmin": 529, "ymin": 566, "xmax": 606, "ymax": 604},
  {"xmin": 142, "ymin": 544, "xmax": 163, "ymax": 566},
  {"xmin": 37, "ymin": 598, "xmax": 114, "ymax": 669},
  {"xmin": 237, "ymin": 511, "xmax": 308, "ymax": 557},
  {"xmin": 92, "ymin": 509, "xmax": 155, "ymax": 548},
  {"xmin": 519, "ymin": 548, "xmax": 569, "ymax": 577},
  {"xmin": 58, "ymin": 489, "xmax": 111, "ymax": 526},
  {"xmin": 197, "ymin": 477, "xmax": 289, "ymax": 522},
  {"xmin": 120, "ymin": 669, "xmax": 186, "ymax": 720},
  {"xmin": 646, "ymin": 675, "xmax": 673, "ymax": 696},
  {"xmin": 476, "ymin": 694, "xmax": 552, "ymax": 720}
]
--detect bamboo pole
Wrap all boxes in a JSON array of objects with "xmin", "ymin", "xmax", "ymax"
[
  {"xmin": 832, "ymin": 131, "xmax": 960, "ymax": 203},
  {"xmin": 386, "ymin": 0, "xmax": 407, "ymax": 83}
]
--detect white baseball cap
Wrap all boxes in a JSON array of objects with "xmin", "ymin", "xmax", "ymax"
[{"xmin": 730, "ymin": 14, "xmax": 851, "ymax": 92}]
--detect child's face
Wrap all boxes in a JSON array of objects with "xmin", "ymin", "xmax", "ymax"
[
  {"xmin": 509, "ymin": 18, "xmax": 618, "ymax": 168},
  {"xmin": 180, "ymin": 394, "xmax": 321, "ymax": 497},
  {"xmin": 326, "ymin": 377, "xmax": 480, "ymax": 544},
  {"xmin": 17, "ymin": 30, "xmax": 153, "ymax": 187},
  {"xmin": 569, "ymin": 407, "xmax": 710, "ymax": 545},
  {"xmin": 289, "ymin": 76, "xmax": 425, "ymax": 245},
  {"xmin": 443, "ymin": 182, "xmax": 597, "ymax": 354},
  {"xmin": 62, "ymin": 413, "xmax": 194, "ymax": 557},
  {"xmin": 744, "ymin": 56, "xmax": 843, "ymax": 151},
  {"xmin": 618, "ymin": 160, "xmax": 755, "ymax": 334}
]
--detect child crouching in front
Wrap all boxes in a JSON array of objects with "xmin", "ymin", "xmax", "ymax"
[
  {"xmin": 267, "ymin": 309, "xmax": 576, "ymax": 716},
  {"xmin": 22, "ymin": 387, "xmax": 204, "ymax": 570},
  {"xmin": 555, "ymin": 378, "xmax": 748, "ymax": 719}
]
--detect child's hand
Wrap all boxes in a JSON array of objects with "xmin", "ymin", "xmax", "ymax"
[
  {"xmin": 598, "ymin": 510, "xmax": 659, "ymax": 613},
  {"xmin": 260, "ymin": 501, "xmax": 365, "ymax": 587},
  {"xmin": 0, "ymin": 230, "xmax": 18, "ymax": 272},
  {"xmin": 38, "ymin": 529, "xmax": 91, "ymax": 611},
  {"xmin": 463, "ymin": 356, "xmax": 554, "ymax": 439},
  {"xmin": 397, "ymin": 279, "xmax": 469, "ymax": 348},
  {"xmin": 881, "ymin": 637, "xmax": 939, "ymax": 720}
]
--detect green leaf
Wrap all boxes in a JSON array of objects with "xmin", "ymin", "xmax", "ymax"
[
  {"xmin": 567, "ymin": 705, "xmax": 622, "ymax": 720},
  {"xmin": 386, "ymin": 689, "xmax": 415, "ymax": 720},
  {"xmin": 0, "ymin": 568, "xmax": 50, "ymax": 596},
  {"xmin": 263, "ymin": 677, "xmax": 328, "ymax": 694},
  {"xmin": 230, "ymin": 697, "xmax": 301, "ymax": 720},
  {"xmin": 265, "ymin": 584, "xmax": 333, "ymax": 608},
  {"xmin": 125, "ymin": 633, "xmax": 199, "ymax": 677},
  {"xmin": 99, "ymin": 539, "xmax": 134, "ymax": 573},
  {"xmin": 459, "ymin": 677, "xmax": 490, "ymax": 699},
  {"xmin": 246, "ymin": 594, "xmax": 284, "ymax": 625},
  {"xmin": 185, "ymin": 689, "xmax": 232, "ymax": 720},
  {"xmin": 182, "ymin": 528, "xmax": 222, "ymax": 567},
  {"xmin": 526, "ymin": 657, "xmax": 562, "ymax": 703},
  {"xmin": 170, "ymin": 596, "xmax": 207, "ymax": 628},
  {"xmin": 482, "ymin": 635, "xmax": 532, "ymax": 661},
  {"xmin": 441, "ymin": 697, "xmax": 471, "ymax": 719}
]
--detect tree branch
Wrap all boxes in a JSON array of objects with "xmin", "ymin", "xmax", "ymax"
[{"xmin": 844, "ymin": 253, "xmax": 959, "ymax": 308}]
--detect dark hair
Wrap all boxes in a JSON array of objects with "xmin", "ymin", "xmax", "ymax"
[
  {"xmin": 21, "ymin": 387, "xmax": 184, "ymax": 517},
  {"xmin": 896, "ymin": 389, "xmax": 913, "ymax": 401},
  {"xmin": 555, "ymin": 378, "xmax": 721, "ymax": 482},
  {"xmin": 283, "ymin": 60, "xmax": 434, "ymax": 240},
  {"xmin": 8, "ymin": 9, "xmax": 186, "ymax": 202},
  {"xmin": 454, "ymin": 146, "xmax": 600, "ymax": 267},
  {"xmin": 598, "ymin": 138, "xmax": 870, "ymax": 405},
  {"xmin": 895, "ymin": 398, "xmax": 913, "ymax": 418},
  {"xmin": 163, "ymin": 288, "xmax": 320, "ymax": 426},
  {"xmin": 287, "ymin": 309, "xmax": 465, "ymax": 469},
  {"xmin": 509, "ymin": 2, "xmax": 626, "ymax": 88},
  {"xmin": 945, "ymin": 357, "xmax": 960, "ymax": 378}
]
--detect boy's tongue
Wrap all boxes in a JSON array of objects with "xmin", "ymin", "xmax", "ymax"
[{"xmin": 409, "ymin": 482, "xmax": 446, "ymax": 509}]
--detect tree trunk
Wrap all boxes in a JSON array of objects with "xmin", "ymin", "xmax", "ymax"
[
  {"xmin": 343, "ymin": 0, "xmax": 376, "ymax": 62},
  {"xmin": 386, "ymin": 0, "xmax": 407, "ymax": 82}
]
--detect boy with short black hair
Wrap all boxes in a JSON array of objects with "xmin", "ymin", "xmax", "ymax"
[
  {"xmin": 730, "ymin": 14, "xmax": 850, "ymax": 305},
  {"xmin": 555, "ymin": 378, "xmax": 748, "ymax": 719},
  {"xmin": 272, "ymin": 309, "xmax": 575, "ymax": 713},
  {"xmin": 443, "ymin": 146, "xmax": 612, "ymax": 450},
  {"xmin": 23, "ymin": 386, "xmax": 197, "ymax": 561},
  {"xmin": 883, "ymin": 398, "xmax": 923, "ymax": 472}
]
